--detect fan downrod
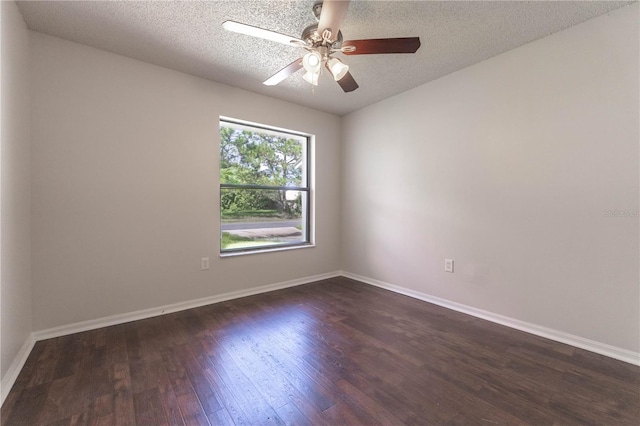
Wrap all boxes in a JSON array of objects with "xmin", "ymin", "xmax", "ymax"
[{"xmin": 312, "ymin": 1, "xmax": 323, "ymax": 20}]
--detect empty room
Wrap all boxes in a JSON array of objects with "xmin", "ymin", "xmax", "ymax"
[{"xmin": 1, "ymin": 0, "xmax": 638, "ymax": 424}]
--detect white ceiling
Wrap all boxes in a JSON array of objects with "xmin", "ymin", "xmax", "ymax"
[{"xmin": 17, "ymin": 1, "xmax": 634, "ymax": 116}]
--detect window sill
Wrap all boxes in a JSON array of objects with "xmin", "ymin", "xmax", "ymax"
[{"xmin": 219, "ymin": 243, "xmax": 315, "ymax": 258}]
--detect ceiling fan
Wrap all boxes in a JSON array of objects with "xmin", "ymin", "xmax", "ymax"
[{"xmin": 222, "ymin": 0, "xmax": 421, "ymax": 93}]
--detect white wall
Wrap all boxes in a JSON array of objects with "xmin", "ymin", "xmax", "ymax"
[
  {"xmin": 30, "ymin": 32, "xmax": 342, "ymax": 331},
  {"xmin": 342, "ymin": 4, "xmax": 639, "ymax": 352},
  {"xmin": 1, "ymin": 1, "xmax": 32, "ymax": 381},
  {"xmin": 15, "ymin": 1, "xmax": 640, "ymax": 358}
]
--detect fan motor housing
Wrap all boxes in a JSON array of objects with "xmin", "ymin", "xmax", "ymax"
[{"xmin": 302, "ymin": 23, "xmax": 343, "ymax": 48}]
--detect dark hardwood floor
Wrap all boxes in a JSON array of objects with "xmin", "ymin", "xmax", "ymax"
[{"xmin": 2, "ymin": 276, "xmax": 639, "ymax": 425}]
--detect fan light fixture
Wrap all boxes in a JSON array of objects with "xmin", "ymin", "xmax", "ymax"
[
  {"xmin": 302, "ymin": 51, "xmax": 322, "ymax": 73},
  {"xmin": 303, "ymin": 71, "xmax": 319, "ymax": 86},
  {"xmin": 302, "ymin": 51, "xmax": 322, "ymax": 86},
  {"xmin": 327, "ymin": 57, "xmax": 349, "ymax": 81}
]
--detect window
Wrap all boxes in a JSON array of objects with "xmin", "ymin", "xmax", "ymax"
[{"xmin": 219, "ymin": 118, "xmax": 311, "ymax": 254}]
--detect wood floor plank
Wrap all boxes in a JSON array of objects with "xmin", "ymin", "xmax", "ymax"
[
  {"xmin": 173, "ymin": 344, "xmax": 222, "ymax": 415},
  {"xmin": 161, "ymin": 348, "xmax": 193, "ymax": 398},
  {"xmin": 37, "ymin": 375, "xmax": 85, "ymax": 425},
  {"xmin": 146, "ymin": 358, "xmax": 185, "ymax": 426},
  {"xmin": 1, "ymin": 382, "xmax": 50, "ymax": 425},
  {"xmin": 274, "ymin": 402, "xmax": 312, "ymax": 426},
  {"xmin": 334, "ymin": 379, "xmax": 407, "ymax": 425},
  {"xmin": 249, "ymin": 367, "xmax": 292, "ymax": 410},
  {"xmin": 175, "ymin": 390, "xmax": 210, "ymax": 426},
  {"xmin": 105, "ymin": 325, "xmax": 129, "ymax": 365},
  {"xmin": 322, "ymin": 400, "xmax": 377, "ymax": 425},
  {"xmin": 112, "ymin": 361, "xmax": 136, "ymax": 425},
  {"xmin": 92, "ymin": 393, "xmax": 115, "ymax": 419},
  {"xmin": 26, "ymin": 340, "xmax": 59, "ymax": 388},
  {"xmin": 207, "ymin": 407, "xmax": 235, "ymax": 426},
  {"xmin": 203, "ymin": 367, "xmax": 253, "ymax": 426},
  {"xmin": 51, "ymin": 335, "xmax": 83, "ymax": 381},
  {"xmin": 93, "ymin": 413, "xmax": 116, "ymax": 426},
  {"xmin": 332, "ymin": 367, "xmax": 423, "ymax": 424},
  {"xmin": 2, "ymin": 278, "xmax": 638, "ymax": 425},
  {"xmin": 133, "ymin": 387, "xmax": 169, "ymax": 426},
  {"xmin": 207, "ymin": 345, "xmax": 284, "ymax": 425}
]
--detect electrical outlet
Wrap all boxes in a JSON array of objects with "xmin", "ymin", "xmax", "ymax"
[
  {"xmin": 201, "ymin": 257, "xmax": 210, "ymax": 270},
  {"xmin": 445, "ymin": 259, "xmax": 454, "ymax": 273}
]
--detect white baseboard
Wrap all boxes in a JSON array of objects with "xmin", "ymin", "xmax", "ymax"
[
  {"xmin": 1, "ymin": 334, "xmax": 36, "ymax": 406},
  {"xmin": 3, "ymin": 267, "xmax": 637, "ymax": 409},
  {"xmin": 33, "ymin": 271, "xmax": 341, "ymax": 341},
  {"xmin": 340, "ymin": 271, "xmax": 640, "ymax": 366}
]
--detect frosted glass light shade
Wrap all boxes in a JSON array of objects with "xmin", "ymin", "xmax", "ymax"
[
  {"xmin": 327, "ymin": 57, "xmax": 349, "ymax": 81},
  {"xmin": 303, "ymin": 51, "xmax": 322, "ymax": 73},
  {"xmin": 302, "ymin": 71, "xmax": 319, "ymax": 86}
]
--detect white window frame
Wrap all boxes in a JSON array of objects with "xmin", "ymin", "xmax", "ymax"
[{"xmin": 219, "ymin": 117, "xmax": 313, "ymax": 256}]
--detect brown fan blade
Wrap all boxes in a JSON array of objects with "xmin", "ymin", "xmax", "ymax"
[
  {"xmin": 337, "ymin": 71, "xmax": 358, "ymax": 93},
  {"xmin": 342, "ymin": 37, "xmax": 421, "ymax": 55},
  {"xmin": 222, "ymin": 20, "xmax": 305, "ymax": 46},
  {"xmin": 263, "ymin": 58, "xmax": 304, "ymax": 86},
  {"xmin": 318, "ymin": 0, "xmax": 350, "ymax": 42}
]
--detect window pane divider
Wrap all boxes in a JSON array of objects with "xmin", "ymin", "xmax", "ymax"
[{"xmin": 220, "ymin": 183, "xmax": 308, "ymax": 191}]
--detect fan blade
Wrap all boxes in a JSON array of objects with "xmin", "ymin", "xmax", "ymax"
[
  {"xmin": 263, "ymin": 58, "xmax": 303, "ymax": 86},
  {"xmin": 342, "ymin": 37, "xmax": 421, "ymax": 55},
  {"xmin": 318, "ymin": 0, "xmax": 350, "ymax": 42},
  {"xmin": 337, "ymin": 71, "xmax": 358, "ymax": 93},
  {"xmin": 222, "ymin": 20, "xmax": 305, "ymax": 46}
]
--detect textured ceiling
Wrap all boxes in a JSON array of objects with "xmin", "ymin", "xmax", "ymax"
[{"xmin": 17, "ymin": 1, "xmax": 635, "ymax": 116}]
